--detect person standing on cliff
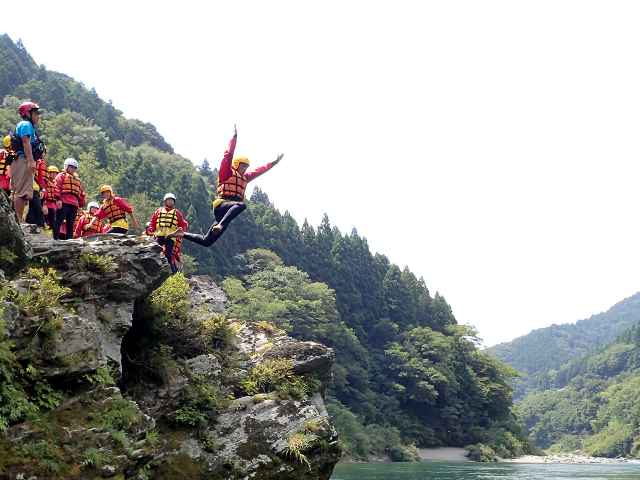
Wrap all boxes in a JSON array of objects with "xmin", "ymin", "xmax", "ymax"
[
  {"xmin": 176, "ymin": 125, "xmax": 282, "ymax": 246},
  {"xmin": 147, "ymin": 193, "xmax": 188, "ymax": 274},
  {"xmin": 87, "ymin": 185, "xmax": 139, "ymax": 234},
  {"xmin": 11, "ymin": 102, "xmax": 43, "ymax": 221},
  {"xmin": 25, "ymin": 151, "xmax": 48, "ymax": 229},
  {"xmin": 42, "ymin": 165, "xmax": 59, "ymax": 230},
  {"xmin": 53, "ymin": 158, "xmax": 86, "ymax": 240},
  {"xmin": 0, "ymin": 141, "xmax": 10, "ymax": 200}
]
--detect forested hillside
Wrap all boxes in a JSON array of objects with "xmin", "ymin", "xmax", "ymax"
[
  {"xmin": 0, "ymin": 34, "xmax": 528, "ymax": 460},
  {"xmin": 517, "ymin": 324, "xmax": 640, "ymax": 457},
  {"xmin": 488, "ymin": 293, "xmax": 640, "ymax": 397}
]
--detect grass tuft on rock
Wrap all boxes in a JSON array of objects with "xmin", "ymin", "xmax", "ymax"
[
  {"xmin": 241, "ymin": 358, "xmax": 310, "ymax": 400},
  {"xmin": 149, "ymin": 273, "xmax": 190, "ymax": 322},
  {"xmin": 284, "ymin": 432, "xmax": 318, "ymax": 469},
  {"xmin": 79, "ymin": 253, "xmax": 118, "ymax": 273},
  {"xmin": 15, "ymin": 267, "xmax": 71, "ymax": 317}
]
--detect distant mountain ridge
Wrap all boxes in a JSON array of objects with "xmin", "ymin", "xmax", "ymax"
[{"xmin": 487, "ymin": 293, "xmax": 640, "ymax": 396}]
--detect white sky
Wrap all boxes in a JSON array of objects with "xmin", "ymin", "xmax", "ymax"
[{"xmin": 6, "ymin": 1, "xmax": 640, "ymax": 346}]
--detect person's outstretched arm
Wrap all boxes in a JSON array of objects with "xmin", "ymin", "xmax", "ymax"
[
  {"xmin": 246, "ymin": 153, "xmax": 283, "ymax": 182},
  {"xmin": 218, "ymin": 125, "xmax": 237, "ymax": 184}
]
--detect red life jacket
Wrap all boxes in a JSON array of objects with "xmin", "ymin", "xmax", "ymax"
[
  {"xmin": 82, "ymin": 215, "xmax": 104, "ymax": 236},
  {"xmin": 44, "ymin": 176, "xmax": 57, "ymax": 202},
  {"xmin": 0, "ymin": 150, "xmax": 7, "ymax": 176},
  {"xmin": 102, "ymin": 199, "xmax": 127, "ymax": 223},
  {"xmin": 217, "ymin": 169, "xmax": 248, "ymax": 202},
  {"xmin": 61, "ymin": 173, "xmax": 83, "ymax": 198}
]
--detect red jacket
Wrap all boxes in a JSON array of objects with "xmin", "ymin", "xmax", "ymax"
[
  {"xmin": 34, "ymin": 159, "xmax": 47, "ymax": 191},
  {"xmin": 54, "ymin": 172, "xmax": 86, "ymax": 208},
  {"xmin": 217, "ymin": 133, "xmax": 274, "ymax": 186}
]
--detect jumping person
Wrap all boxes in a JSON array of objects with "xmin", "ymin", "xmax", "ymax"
[
  {"xmin": 177, "ymin": 126, "xmax": 282, "ymax": 246},
  {"xmin": 11, "ymin": 102, "xmax": 44, "ymax": 221},
  {"xmin": 88, "ymin": 185, "xmax": 139, "ymax": 234},
  {"xmin": 148, "ymin": 193, "xmax": 188, "ymax": 274},
  {"xmin": 53, "ymin": 158, "xmax": 85, "ymax": 240}
]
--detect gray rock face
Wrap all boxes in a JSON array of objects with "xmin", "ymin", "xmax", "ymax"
[
  {"xmin": 6, "ymin": 233, "xmax": 170, "ymax": 377},
  {"xmin": 0, "ymin": 192, "xmax": 30, "ymax": 276},
  {"xmin": 1, "ymin": 232, "xmax": 341, "ymax": 479}
]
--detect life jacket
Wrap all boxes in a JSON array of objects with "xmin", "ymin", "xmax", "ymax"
[
  {"xmin": 216, "ymin": 169, "xmax": 247, "ymax": 202},
  {"xmin": 82, "ymin": 214, "xmax": 104, "ymax": 236},
  {"xmin": 44, "ymin": 177, "xmax": 57, "ymax": 202},
  {"xmin": 102, "ymin": 199, "xmax": 127, "ymax": 223},
  {"xmin": 0, "ymin": 150, "xmax": 7, "ymax": 176},
  {"xmin": 61, "ymin": 173, "xmax": 83, "ymax": 198},
  {"xmin": 154, "ymin": 207, "xmax": 180, "ymax": 237}
]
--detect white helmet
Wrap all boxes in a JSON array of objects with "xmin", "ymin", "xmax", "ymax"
[
  {"xmin": 163, "ymin": 193, "xmax": 176, "ymax": 202},
  {"xmin": 63, "ymin": 158, "xmax": 79, "ymax": 169},
  {"xmin": 87, "ymin": 201, "xmax": 100, "ymax": 211}
]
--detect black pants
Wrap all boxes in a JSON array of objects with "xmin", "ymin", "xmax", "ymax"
[
  {"xmin": 54, "ymin": 204, "xmax": 77, "ymax": 240},
  {"xmin": 109, "ymin": 227, "xmax": 128, "ymax": 234},
  {"xmin": 182, "ymin": 201, "xmax": 246, "ymax": 247},
  {"xmin": 157, "ymin": 236, "xmax": 177, "ymax": 274},
  {"xmin": 26, "ymin": 190, "xmax": 45, "ymax": 227},
  {"xmin": 45, "ymin": 207, "xmax": 57, "ymax": 230}
]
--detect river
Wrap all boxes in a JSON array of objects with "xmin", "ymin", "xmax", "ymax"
[{"xmin": 331, "ymin": 462, "xmax": 640, "ymax": 479}]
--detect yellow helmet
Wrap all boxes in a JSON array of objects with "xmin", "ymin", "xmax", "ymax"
[
  {"xmin": 99, "ymin": 184, "xmax": 113, "ymax": 194},
  {"xmin": 232, "ymin": 156, "xmax": 250, "ymax": 169},
  {"xmin": 2, "ymin": 135, "xmax": 10, "ymax": 149},
  {"xmin": 47, "ymin": 165, "xmax": 59, "ymax": 173}
]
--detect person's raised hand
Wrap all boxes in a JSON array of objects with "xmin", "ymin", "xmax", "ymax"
[
  {"xmin": 234, "ymin": 124, "xmax": 238, "ymax": 137},
  {"xmin": 273, "ymin": 153, "xmax": 284, "ymax": 166}
]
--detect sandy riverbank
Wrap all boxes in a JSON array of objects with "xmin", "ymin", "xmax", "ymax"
[
  {"xmin": 504, "ymin": 454, "xmax": 640, "ymax": 464},
  {"xmin": 418, "ymin": 447, "xmax": 469, "ymax": 462}
]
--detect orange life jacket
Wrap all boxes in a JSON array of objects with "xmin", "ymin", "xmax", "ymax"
[
  {"xmin": 61, "ymin": 173, "xmax": 83, "ymax": 198},
  {"xmin": 0, "ymin": 150, "xmax": 7, "ymax": 176},
  {"xmin": 44, "ymin": 176, "xmax": 57, "ymax": 202},
  {"xmin": 83, "ymin": 214, "xmax": 104, "ymax": 236},
  {"xmin": 102, "ymin": 199, "xmax": 127, "ymax": 223},
  {"xmin": 217, "ymin": 169, "xmax": 248, "ymax": 202}
]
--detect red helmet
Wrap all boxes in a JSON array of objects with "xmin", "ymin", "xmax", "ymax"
[{"xmin": 18, "ymin": 101, "xmax": 40, "ymax": 118}]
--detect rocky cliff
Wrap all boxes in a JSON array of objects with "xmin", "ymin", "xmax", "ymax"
[{"xmin": 0, "ymin": 194, "xmax": 340, "ymax": 480}]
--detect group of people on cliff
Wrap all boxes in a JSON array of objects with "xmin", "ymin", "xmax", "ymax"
[{"xmin": 0, "ymin": 102, "xmax": 282, "ymax": 274}]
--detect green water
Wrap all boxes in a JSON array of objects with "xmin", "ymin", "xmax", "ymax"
[{"xmin": 331, "ymin": 462, "xmax": 640, "ymax": 480}]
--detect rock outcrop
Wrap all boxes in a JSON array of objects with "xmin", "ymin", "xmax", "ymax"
[
  {"xmin": 0, "ymin": 226, "xmax": 341, "ymax": 479},
  {"xmin": 0, "ymin": 192, "xmax": 30, "ymax": 276}
]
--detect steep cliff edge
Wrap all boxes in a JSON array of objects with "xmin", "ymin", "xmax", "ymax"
[{"xmin": 0, "ymin": 200, "xmax": 340, "ymax": 479}]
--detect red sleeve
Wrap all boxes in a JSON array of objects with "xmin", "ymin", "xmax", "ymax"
[
  {"xmin": 36, "ymin": 161, "xmax": 47, "ymax": 189},
  {"xmin": 218, "ymin": 133, "xmax": 237, "ymax": 184},
  {"xmin": 74, "ymin": 217, "xmax": 85, "ymax": 238},
  {"xmin": 176, "ymin": 209, "xmax": 188, "ymax": 229},
  {"xmin": 245, "ymin": 162, "xmax": 274, "ymax": 182},
  {"xmin": 95, "ymin": 206, "xmax": 106, "ymax": 220},
  {"xmin": 114, "ymin": 197, "xmax": 133, "ymax": 213},
  {"xmin": 79, "ymin": 187, "xmax": 86, "ymax": 208},
  {"xmin": 149, "ymin": 208, "xmax": 160, "ymax": 232},
  {"xmin": 54, "ymin": 173, "xmax": 64, "ymax": 200}
]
